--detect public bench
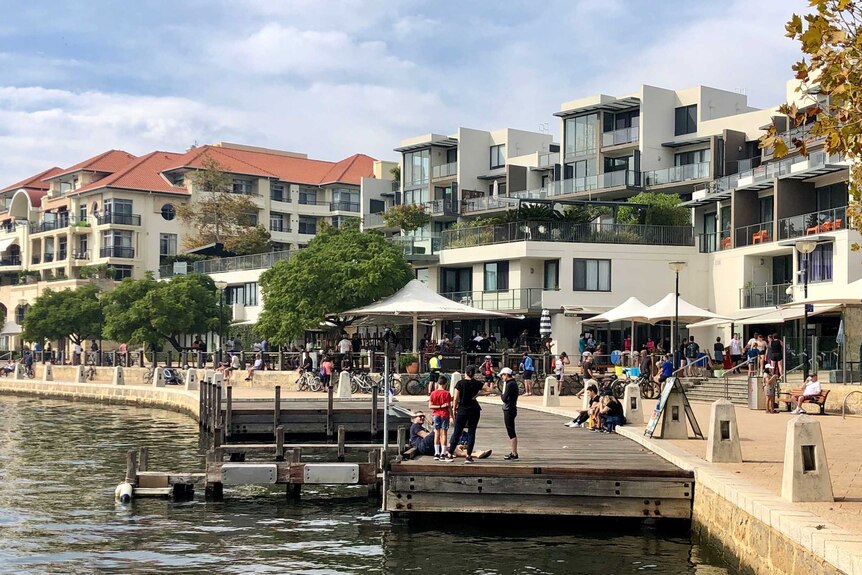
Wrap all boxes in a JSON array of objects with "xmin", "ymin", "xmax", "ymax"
[{"xmin": 777, "ymin": 388, "xmax": 831, "ymax": 415}]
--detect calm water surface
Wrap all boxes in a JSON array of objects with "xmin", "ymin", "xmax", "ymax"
[{"xmin": 0, "ymin": 396, "xmax": 734, "ymax": 574}]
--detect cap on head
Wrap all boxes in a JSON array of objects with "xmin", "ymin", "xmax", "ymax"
[
  {"xmin": 499, "ymin": 367, "xmax": 513, "ymax": 375},
  {"xmin": 764, "ymin": 363, "xmax": 773, "ymax": 371},
  {"xmin": 582, "ymin": 351, "xmax": 592, "ymax": 357},
  {"xmin": 485, "ymin": 355, "xmax": 491, "ymax": 359}
]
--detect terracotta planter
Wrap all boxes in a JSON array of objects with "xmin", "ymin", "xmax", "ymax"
[{"xmin": 405, "ymin": 362, "xmax": 420, "ymax": 374}]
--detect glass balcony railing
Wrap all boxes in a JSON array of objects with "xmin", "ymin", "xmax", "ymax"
[
  {"xmin": 96, "ymin": 213, "xmax": 142, "ymax": 226},
  {"xmin": 547, "ymin": 170, "xmax": 641, "ymax": 197},
  {"xmin": 698, "ymin": 230, "xmax": 732, "ymax": 253},
  {"xmin": 601, "ymin": 127, "xmax": 639, "ymax": 147},
  {"xmin": 425, "ymin": 199, "xmax": 458, "ymax": 217},
  {"xmin": 778, "ymin": 206, "xmax": 846, "ymax": 240},
  {"xmin": 330, "ymin": 201, "xmax": 361, "ymax": 212},
  {"xmin": 363, "ymin": 212, "xmax": 390, "ymax": 228},
  {"xmin": 461, "ymin": 196, "xmax": 510, "ymax": 214},
  {"xmin": 739, "ymin": 282, "xmax": 793, "ymax": 309},
  {"xmin": 442, "ymin": 221, "xmax": 694, "ymax": 249},
  {"xmin": 440, "ymin": 288, "xmax": 546, "ymax": 312},
  {"xmin": 389, "ymin": 235, "xmax": 441, "ymax": 257},
  {"xmin": 538, "ymin": 152, "xmax": 556, "ymax": 168},
  {"xmin": 644, "ymin": 161, "xmax": 709, "ymax": 187},
  {"xmin": 734, "ymin": 221, "xmax": 774, "ymax": 248},
  {"xmin": 159, "ymin": 250, "xmax": 292, "ymax": 278},
  {"xmin": 431, "ymin": 162, "xmax": 457, "ymax": 179},
  {"xmin": 100, "ymin": 246, "xmax": 135, "ymax": 258},
  {"xmin": 702, "ymin": 151, "xmax": 841, "ymax": 198}
]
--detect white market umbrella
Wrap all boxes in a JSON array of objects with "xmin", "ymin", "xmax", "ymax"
[
  {"xmin": 492, "ymin": 179, "xmax": 499, "ymax": 199},
  {"xmin": 581, "ymin": 296, "xmax": 649, "ymax": 352},
  {"xmin": 642, "ymin": 293, "xmax": 726, "ymax": 323}
]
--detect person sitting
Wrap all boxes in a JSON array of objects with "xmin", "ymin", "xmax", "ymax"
[
  {"xmin": 1, "ymin": 359, "xmax": 15, "ymax": 376},
  {"xmin": 790, "ymin": 373, "xmax": 821, "ymax": 414},
  {"xmin": 564, "ymin": 384, "xmax": 599, "ymax": 427},
  {"xmin": 599, "ymin": 395, "xmax": 625, "ymax": 432},
  {"xmin": 409, "ymin": 411, "xmax": 491, "ymax": 460},
  {"xmin": 244, "ymin": 353, "xmax": 263, "ymax": 381},
  {"xmin": 656, "ymin": 354, "xmax": 673, "ymax": 384}
]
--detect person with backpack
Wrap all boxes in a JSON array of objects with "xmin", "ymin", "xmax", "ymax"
[{"xmin": 685, "ymin": 336, "xmax": 700, "ymax": 377}]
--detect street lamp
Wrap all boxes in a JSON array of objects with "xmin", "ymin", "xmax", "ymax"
[
  {"xmin": 95, "ymin": 291, "xmax": 104, "ymax": 366},
  {"xmin": 17, "ymin": 298, "xmax": 27, "ymax": 359},
  {"xmin": 795, "ymin": 239, "xmax": 817, "ymax": 380},
  {"xmin": 668, "ymin": 261, "xmax": 687, "ymax": 370},
  {"xmin": 215, "ymin": 280, "xmax": 228, "ymax": 363}
]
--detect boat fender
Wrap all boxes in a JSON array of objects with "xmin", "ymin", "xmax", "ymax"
[{"xmin": 115, "ymin": 482, "xmax": 134, "ymax": 504}]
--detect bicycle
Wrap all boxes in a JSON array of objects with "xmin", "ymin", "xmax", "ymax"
[
  {"xmin": 374, "ymin": 372, "xmax": 403, "ymax": 396},
  {"xmin": 349, "ymin": 370, "xmax": 377, "ymax": 394},
  {"xmin": 144, "ymin": 365, "xmax": 155, "ymax": 383},
  {"xmin": 20, "ymin": 364, "xmax": 35, "ymax": 379},
  {"xmin": 637, "ymin": 373, "xmax": 660, "ymax": 399},
  {"xmin": 402, "ymin": 372, "xmax": 451, "ymax": 396},
  {"xmin": 296, "ymin": 369, "xmax": 322, "ymax": 392}
]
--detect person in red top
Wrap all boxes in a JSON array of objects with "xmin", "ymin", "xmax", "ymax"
[
  {"xmin": 428, "ymin": 376, "xmax": 454, "ymax": 460},
  {"xmin": 481, "ymin": 355, "xmax": 495, "ymax": 384}
]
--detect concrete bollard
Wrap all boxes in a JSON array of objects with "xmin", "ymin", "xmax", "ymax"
[
  {"xmin": 705, "ymin": 399, "xmax": 742, "ymax": 463},
  {"xmin": 185, "ymin": 368, "xmax": 199, "ymax": 391},
  {"xmin": 781, "ymin": 416, "xmax": 834, "ymax": 502},
  {"xmin": 153, "ymin": 367, "xmax": 165, "ymax": 387},
  {"xmin": 212, "ymin": 371, "xmax": 224, "ymax": 386},
  {"xmin": 13, "ymin": 364, "xmax": 23, "ymax": 381},
  {"xmin": 451, "ymin": 372, "xmax": 462, "ymax": 386},
  {"xmin": 337, "ymin": 371, "xmax": 352, "ymax": 398},
  {"xmin": 42, "ymin": 363, "xmax": 53, "ymax": 382},
  {"xmin": 622, "ymin": 382, "xmax": 644, "ymax": 424},
  {"xmin": 75, "ymin": 365, "xmax": 85, "ymax": 383},
  {"xmin": 657, "ymin": 383, "xmax": 688, "ymax": 439},
  {"xmin": 204, "ymin": 368, "xmax": 215, "ymax": 384},
  {"xmin": 112, "ymin": 366, "xmax": 125, "ymax": 386},
  {"xmin": 542, "ymin": 375, "xmax": 560, "ymax": 407}
]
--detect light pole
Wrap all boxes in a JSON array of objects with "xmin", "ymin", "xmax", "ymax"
[
  {"xmin": 795, "ymin": 240, "xmax": 817, "ymax": 380},
  {"xmin": 95, "ymin": 291, "xmax": 104, "ymax": 366},
  {"xmin": 668, "ymin": 261, "xmax": 687, "ymax": 370},
  {"xmin": 17, "ymin": 298, "xmax": 27, "ymax": 359},
  {"xmin": 215, "ymin": 280, "xmax": 228, "ymax": 364}
]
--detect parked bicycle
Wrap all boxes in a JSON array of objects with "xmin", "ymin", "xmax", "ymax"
[
  {"xmin": 349, "ymin": 369, "xmax": 377, "ymax": 394},
  {"xmin": 636, "ymin": 373, "xmax": 660, "ymax": 399},
  {"xmin": 374, "ymin": 372, "xmax": 403, "ymax": 396},
  {"xmin": 296, "ymin": 369, "xmax": 322, "ymax": 392},
  {"xmin": 401, "ymin": 372, "xmax": 451, "ymax": 396}
]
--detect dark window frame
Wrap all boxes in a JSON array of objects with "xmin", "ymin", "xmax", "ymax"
[
  {"xmin": 489, "ymin": 144, "xmax": 506, "ymax": 170},
  {"xmin": 572, "ymin": 258, "xmax": 612, "ymax": 292},
  {"xmin": 483, "ymin": 260, "xmax": 509, "ymax": 292},
  {"xmin": 544, "ymin": 259, "xmax": 560, "ymax": 290},
  {"xmin": 674, "ymin": 104, "xmax": 697, "ymax": 136}
]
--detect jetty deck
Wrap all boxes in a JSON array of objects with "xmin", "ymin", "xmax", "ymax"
[{"xmin": 388, "ymin": 403, "xmax": 693, "ymax": 519}]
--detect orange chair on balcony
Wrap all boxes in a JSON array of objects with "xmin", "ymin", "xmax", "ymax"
[
  {"xmin": 751, "ymin": 230, "xmax": 768, "ymax": 244},
  {"xmin": 805, "ymin": 223, "xmax": 822, "ymax": 235},
  {"xmin": 721, "ymin": 236, "xmax": 732, "ymax": 250}
]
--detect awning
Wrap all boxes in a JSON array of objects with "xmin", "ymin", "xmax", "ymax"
[
  {"xmin": 0, "ymin": 321, "xmax": 22, "ymax": 336},
  {"xmin": 687, "ymin": 304, "xmax": 840, "ymax": 328},
  {"xmin": 0, "ymin": 237, "xmax": 17, "ymax": 252}
]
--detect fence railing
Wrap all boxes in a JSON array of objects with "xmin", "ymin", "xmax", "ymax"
[
  {"xmin": 441, "ymin": 220, "xmax": 694, "ymax": 249},
  {"xmin": 778, "ymin": 205, "xmax": 846, "ymax": 240},
  {"xmin": 439, "ymin": 288, "xmax": 546, "ymax": 311},
  {"xmin": 96, "ymin": 213, "xmax": 142, "ymax": 226},
  {"xmin": 735, "ymin": 221, "xmax": 774, "ymax": 248},
  {"xmin": 159, "ymin": 250, "xmax": 292, "ymax": 278},
  {"xmin": 330, "ymin": 201, "xmax": 361, "ymax": 212},
  {"xmin": 602, "ymin": 126, "xmax": 639, "ymax": 147},
  {"xmin": 389, "ymin": 235, "xmax": 441, "ymax": 257},
  {"xmin": 698, "ymin": 230, "xmax": 732, "ymax": 253},
  {"xmin": 100, "ymin": 246, "xmax": 135, "ymax": 258},
  {"xmin": 432, "ymin": 162, "xmax": 457, "ymax": 179},
  {"xmin": 644, "ymin": 161, "xmax": 709, "ymax": 187},
  {"xmin": 426, "ymin": 199, "xmax": 459, "ymax": 216},
  {"xmin": 739, "ymin": 282, "xmax": 793, "ymax": 309}
]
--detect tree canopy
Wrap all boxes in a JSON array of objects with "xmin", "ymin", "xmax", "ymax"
[
  {"xmin": 22, "ymin": 284, "xmax": 102, "ymax": 345},
  {"xmin": 177, "ymin": 156, "xmax": 263, "ymax": 252},
  {"xmin": 102, "ymin": 273, "xmax": 220, "ymax": 349},
  {"xmin": 763, "ymin": 0, "xmax": 862, "ymax": 248},
  {"xmin": 257, "ymin": 221, "xmax": 413, "ymax": 344},
  {"xmin": 617, "ymin": 192, "xmax": 690, "ymax": 226},
  {"xmin": 382, "ymin": 203, "xmax": 431, "ymax": 232}
]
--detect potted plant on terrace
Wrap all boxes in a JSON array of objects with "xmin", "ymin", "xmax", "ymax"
[{"xmin": 399, "ymin": 353, "xmax": 419, "ymax": 374}]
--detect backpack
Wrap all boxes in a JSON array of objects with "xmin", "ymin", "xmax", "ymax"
[{"xmin": 686, "ymin": 342, "xmax": 699, "ymax": 358}]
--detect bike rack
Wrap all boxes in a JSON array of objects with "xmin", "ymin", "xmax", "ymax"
[{"xmin": 843, "ymin": 390, "xmax": 862, "ymax": 419}]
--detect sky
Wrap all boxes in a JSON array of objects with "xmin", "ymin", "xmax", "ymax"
[{"xmin": 0, "ymin": 0, "xmax": 810, "ymax": 184}]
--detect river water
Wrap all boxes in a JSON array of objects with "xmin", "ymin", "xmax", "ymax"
[{"xmin": 0, "ymin": 396, "xmax": 733, "ymax": 574}]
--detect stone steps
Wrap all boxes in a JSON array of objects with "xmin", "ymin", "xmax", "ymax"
[{"xmin": 682, "ymin": 377, "xmax": 749, "ymax": 405}]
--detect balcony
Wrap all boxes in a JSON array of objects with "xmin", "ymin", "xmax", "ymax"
[
  {"xmin": 462, "ymin": 196, "xmax": 510, "ymax": 214},
  {"xmin": 72, "ymin": 250, "xmax": 91, "ymax": 262},
  {"xmin": 270, "ymin": 189, "xmax": 290, "ymax": 203},
  {"xmin": 698, "ymin": 230, "xmax": 732, "ymax": 253},
  {"xmin": 431, "ymin": 162, "xmax": 457, "ymax": 179},
  {"xmin": 43, "ymin": 253, "xmax": 54, "ymax": 263},
  {"xmin": 269, "ymin": 222, "xmax": 291, "ymax": 233},
  {"xmin": 739, "ymin": 282, "xmax": 793, "ymax": 309},
  {"xmin": 425, "ymin": 199, "xmax": 459, "ymax": 217},
  {"xmin": 330, "ymin": 201, "xmax": 361, "ymax": 213},
  {"xmin": 100, "ymin": 246, "xmax": 135, "ymax": 258},
  {"xmin": 159, "ymin": 249, "xmax": 292, "ymax": 278},
  {"xmin": 441, "ymin": 220, "xmax": 694, "ymax": 250},
  {"xmin": 735, "ymin": 221, "xmax": 774, "ymax": 248},
  {"xmin": 363, "ymin": 212, "xmax": 393, "ymax": 229},
  {"xmin": 389, "ymin": 235, "xmax": 441, "ymax": 259},
  {"xmin": 0, "ymin": 255, "xmax": 21, "ymax": 266},
  {"xmin": 538, "ymin": 153, "xmax": 556, "ymax": 168},
  {"xmin": 644, "ymin": 161, "xmax": 709, "ymax": 187},
  {"xmin": 31, "ymin": 256, "xmax": 40, "ymax": 265},
  {"xmin": 440, "ymin": 288, "xmax": 545, "ymax": 312},
  {"xmin": 96, "ymin": 213, "xmax": 142, "ymax": 226},
  {"xmin": 778, "ymin": 206, "xmax": 846, "ymax": 240},
  {"xmin": 602, "ymin": 127, "xmax": 639, "ymax": 148}
]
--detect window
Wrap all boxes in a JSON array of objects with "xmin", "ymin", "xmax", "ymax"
[
  {"xmin": 78, "ymin": 237, "xmax": 88, "ymax": 258},
  {"xmin": 332, "ymin": 189, "xmax": 360, "ymax": 211},
  {"xmin": 816, "ymin": 182, "xmax": 848, "ymax": 210},
  {"xmin": 759, "ymin": 197, "xmax": 774, "ymax": 223},
  {"xmin": 544, "ymin": 259, "xmax": 560, "ymax": 290},
  {"xmin": 573, "ymin": 258, "xmax": 611, "ymax": 291},
  {"xmin": 79, "ymin": 204, "xmax": 87, "ymax": 222},
  {"xmin": 446, "ymin": 148, "xmax": 457, "ymax": 163},
  {"xmin": 603, "ymin": 109, "xmax": 640, "ymax": 132},
  {"xmin": 105, "ymin": 199, "xmax": 132, "ymax": 215},
  {"xmin": 111, "ymin": 265, "xmax": 134, "ymax": 280},
  {"xmin": 232, "ymin": 179, "xmax": 254, "ymax": 195},
  {"xmin": 674, "ymin": 149, "xmax": 709, "ymax": 166},
  {"xmin": 227, "ymin": 282, "xmax": 259, "ymax": 306},
  {"xmin": 415, "ymin": 268, "xmax": 429, "ymax": 285},
  {"xmin": 101, "ymin": 230, "xmax": 134, "ymax": 258},
  {"xmin": 299, "ymin": 187, "xmax": 318, "ymax": 205},
  {"xmin": 404, "ymin": 149, "xmax": 430, "ymax": 186},
  {"xmin": 370, "ymin": 199, "xmax": 385, "ymax": 213},
  {"xmin": 564, "ymin": 114, "xmax": 598, "ymax": 156},
  {"xmin": 298, "ymin": 216, "xmax": 317, "ymax": 235},
  {"xmin": 674, "ymin": 104, "xmax": 697, "ymax": 136},
  {"xmin": 332, "ymin": 216, "xmax": 359, "ymax": 229},
  {"xmin": 58, "ymin": 238, "xmax": 67, "ymax": 260},
  {"xmin": 160, "ymin": 233, "xmax": 177, "ymax": 258},
  {"xmin": 799, "ymin": 243, "xmax": 833, "ymax": 283},
  {"xmin": 270, "ymin": 213, "xmax": 285, "ymax": 232},
  {"xmin": 483, "ymin": 261, "xmax": 509, "ymax": 292},
  {"xmin": 490, "ymin": 144, "xmax": 506, "ymax": 169},
  {"xmin": 16, "ymin": 304, "xmax": 28, "ymax": 325},
  {"xmin": 161, "ymin": 203, "xmax": 176, "ymax": 221},
  {"xmin": 271, "ymin": 183, "xmax": 288, "ymax": 202}
]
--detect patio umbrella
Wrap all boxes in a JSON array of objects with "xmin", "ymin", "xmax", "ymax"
[
  {"xmin": 641, "ymin": 293, "xmax": 726, "ymax": 323},
  {"xmin": 581, "ymin": 296, "xmax": 649, "ymax": 352}
]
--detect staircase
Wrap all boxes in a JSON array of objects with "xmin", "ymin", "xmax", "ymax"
[{"xmin": 681, "ymin": 376, "xmax": 749, "ymax": 405}]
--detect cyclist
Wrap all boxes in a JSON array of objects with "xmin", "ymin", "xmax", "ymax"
[
  {"xmin": 22, "ymin": 351, "xmax": 34, "ymax": 377},
  {"xmin": 427, "ymin": 354, "xmax": 442, "ymax": 395},
  {"xmin": 299, "ymin": 351, "xmax": 313, "ymax": 373}
]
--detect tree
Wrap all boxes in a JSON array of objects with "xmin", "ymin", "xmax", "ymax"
[
  {"xmin": 763, "ymin": 0, "xmax": 862, "ymax": 248},
  {"xmin": 257, "ymin": 221, "xmax": 413, "ymax": 344},
  {"xmin": 617, "ymin": 192, "xmax": 691, "ymax": 226},
  {"xmin": 177, "ymin": 156, "xmax": 261, "ymax": 250},
  {"xmin": 102, "ymin": 273, "xmax": 219, "ymax": 349},
  {"xmin": 382, "ymin": 203, "xmax": 431, "ymax": 233},
  {"xmin": 22, "ymin": 284, "xmax": 102, "ymax": 345},
  {"xmin": 390, "ymin": 164, "xmax": 401, "ymax": 182},
  {"xmin": 224, "ymin": 225, "xmax": 272, "ymax": 255}
]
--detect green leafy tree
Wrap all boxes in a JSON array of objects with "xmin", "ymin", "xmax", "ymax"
[
  {"xmin": 617, "ymin": 192, "xmax": 690, "ymax": 226},
  {"xmin": 257, "ymin": 221, "xmax": 413, "ymax": 344},
  {"xmin": 762, "ymin": 0, "xmax": 862, "ymax": 249},
  {"xmin": 224, "ymin": 225, "xmax": 272, "ymax": 255},
  {"xmin": 382, "ymin": 203, "xmax": 431, "ymax": 233},
  {"xmin": 390, "ymin": 164, "xmax": 401, "ymax": 182},
  {"xmin": 102, "ymin": 273, "xmax": 219, "ymax": 349},
  {"xmin": 177, "ymin": 156, "xmax": 261, "ymax": 251},
  {"xmin": 22, "ymin": 284, "xmax": 102, "ymax": 345}
]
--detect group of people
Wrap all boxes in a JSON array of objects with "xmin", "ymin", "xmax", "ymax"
[{"xmin": 563, "ymin": 384, "xmax": 626, "ymax": 432}]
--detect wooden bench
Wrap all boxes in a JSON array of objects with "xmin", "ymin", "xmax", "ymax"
[{"xmin": 777, "ymin": 388, "xmax": 830, "ymax": 415}]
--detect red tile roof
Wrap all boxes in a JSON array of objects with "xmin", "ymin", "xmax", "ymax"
[
  {"xmin": 46, "ymin": 150, "xmax": 138, "ymax": 180},
  {"xmin": 166, "ymin": 145, "xmax": 375, "ymax": 186},
  {"xmin": 71, "ymin": 151, "xmax": 189, "ymax": 196},
  {"xmin": 0, "ymin": 166, "xmax": 63, "ymax": 194}
]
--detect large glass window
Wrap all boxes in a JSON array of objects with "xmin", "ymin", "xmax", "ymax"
[
  {"xmin": 159, "ymin": 233, "xmax": 177, "ymax": 258},
  {"xmin": 816, "ymin": 182, "xmax": 848, "ymax": 210},
  {"xmin": 227, "ymin": 282, "xmax": 259, "ymax": 306},
  {"xmin": 415, "ymin": 268, "xmax": 429, "ymax": 285},
  {"xmin": 544, "ymin": 259, "xmax": 560, "ymax": 290},
  {"xmin": 490, "ymin": 144, "xmax": 506, "ymax": 169},
  {"xmin": 674, "ymin": 104, "xmax": 698, "ymax": 136},
  {"xmin": 232, "ymin": 179, "xmax": 254, "ymax": 195},
  {"xmin": 270, "ymin": 213, "xmax": 286, "ymax": 232},
  {"xmin": 483, "ymin": 261, "xmax": 509, "ymax": 292},
  {"xmin": 799, "ymin": 243, "xmax": 833, "ymax": 283},
  {"xmin": 104, "ymin": 199, "xmax": 132, "ymax": 215},
  {"xmin": 404, "ymin": 149, "xmax": 430, "ymax": 186},
  {"xmin": 573, "ymin": 258, "xmax": 611, "ymax": 291},
  {"xmin": 332, "ymin": 189, "xmax": 360, "ymax": 211},
  {"xmin": 271, "ymin": 183, "xmax": 288, "ymax": 202},
  {"xmin": 299, "ymin": 187, "xmax": 318, "ymax": 205},
  {"xmin": 674, "ymin": 149, "xmax": 709, "ymax": 166},
  {"xmin": 298, "ymin": 216, "xmax": 317, "ymax": 235},
  {"xmin": 564, "ymin": 114, "xmax": 598, "ymax": 156}
]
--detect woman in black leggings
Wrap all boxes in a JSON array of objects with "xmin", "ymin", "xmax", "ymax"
[{"xmin": 448, "ymin": 365, "xmax": 491, "ymax": 463}]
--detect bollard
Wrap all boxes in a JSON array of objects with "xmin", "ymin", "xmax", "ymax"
[
  {"xmin": 622, "ymin": 382, "xmax": 644, "ymax": 424},
  {"xmin": 185, "ymin": 368, "xmax": 199, "ymax": 391},
  {"xmin": 781, "ymin": 416, "xmax": 834, "ymax": 502},
  {"xmin": 542, "ymin": 375, "xmax": 560, "ymax": 407},
  {"xmin": 705, "ymin": 399, "xmax": 742, "ymax": 463},
  {"xmin": 75, "ymin": 364, "xmax": 85, "ymax": 383},
  {"xmin": 657, "ymin": 382, "xmax": 688, "ymax": 439},
  {"xmin": 153, "ymin": 366, "xmax": 165, "ymax": 387},
  {"xmin": 337, "ymin": 371, "xmax": 352, "ymax": 399},
  {"xmin": 42, "ymin": 362, "xmax": 53, "ymax": 382},
  {"xmin": 451, "ymin": 371, "xmax": 462, "ymax": 386},
  {"xmin": 112, "ymin": 366, "xmax": 125, "ymax": 386},
  {"xmin": 204, "ymin": 368, "xmax": 215, "ymax": 384}
]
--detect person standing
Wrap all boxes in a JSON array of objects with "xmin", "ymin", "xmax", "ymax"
[
  {"xmin": 500, "ymin": 367, "xmax": 519, "ymax": 460},
  {"xmin": 428, "ymin": 354, "xmax": 442, "ymax": 395},
  {"xmin": 351, "ymin": 332, "xmax": 362, "ymax": 354},
  {"xmin": 768, "ymin": 333, "xmax": 784, "ymax": 378},
  {"xmin": 684, "ymin": 336, "xmax": 700, "ymax": 377},
  {"xmin": 763, "ymin": 363, "xmax": 780, "ymax": 413},
  {"xmin": 428, "ymin": 377, "xmax": 453, "ymax": 460},
  {"xmin": 729, "ymin": 333, "xmax": 742, "ymax": 372},
  {"xmin": 520, "ymin": 351, "xmax": 535, "ymax": 396},
  {"xmin": 338, "ymin": 333, "xmax": 351, "ymax": 356},
  {"xmin": 578, "ymin": 333, "xmax": 586, "ymax": 357},
  {"xmin": 712, "ymin": 337, "xmax": 724, "ymax": 370},
  {"xmin": 447, "ymin": 365, "xmax": 491, "ymax": 464},
  {"xmin": 554, "ymin": 352, "xmax": 570, "ymax": 394}
]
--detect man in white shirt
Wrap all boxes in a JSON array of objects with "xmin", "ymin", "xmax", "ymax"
[
  {"xmin": 729, "ymin": 334, "xmax": 743, "ymax": 370},
  {"xmin": 338, "ymin": 335, "xmax": 351, "ymax": 355},
  {"xmin": 791, "ymin": 373, "xmax": 821, "ymax": 414}
]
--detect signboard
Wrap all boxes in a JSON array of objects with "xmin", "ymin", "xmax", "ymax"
[{"xmin": 644, "ymin": 377, "xmax": 704, "ymax": 439}]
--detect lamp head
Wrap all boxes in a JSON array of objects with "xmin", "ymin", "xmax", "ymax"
[
  {"xmin": 668, "ymin": 261, "xmax": 687, "ymax": 273},
  {"xmin": 794, "ymin": 240, "xmax": 817, "ymax": 255},
  {"xmin": 214, "ymin": 280, "xmax": 228, "ymax": 290}
]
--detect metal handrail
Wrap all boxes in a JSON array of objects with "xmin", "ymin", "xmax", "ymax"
[{"xmin": 723, "ymin": 359, "xmax": 753, "ymax": 400}]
